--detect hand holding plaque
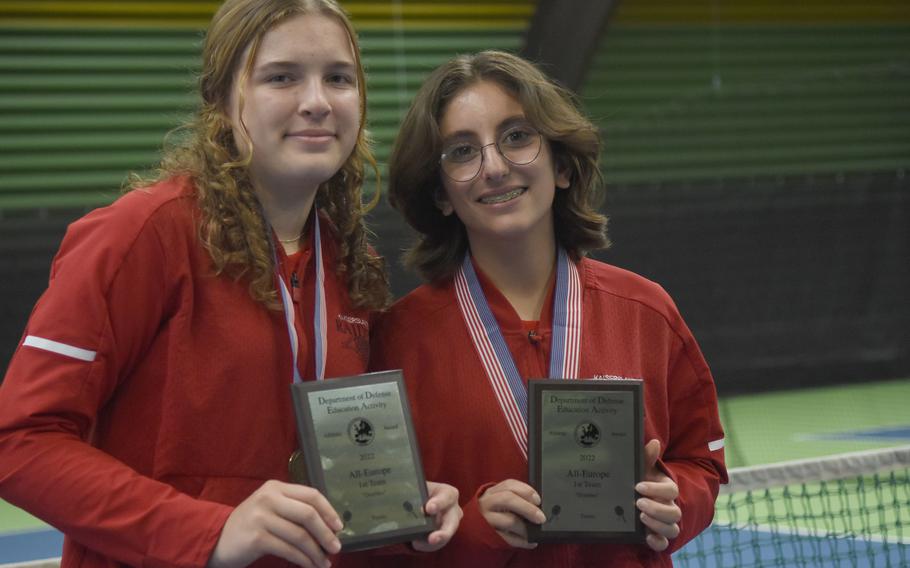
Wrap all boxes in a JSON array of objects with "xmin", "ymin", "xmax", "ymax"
[
  {"xmin": 527, "ymin": 379, "xmax": 646, "ymax": 543},
  {"xmin": 635, "ymin": 439, "xmax": 682, "ymax": 551},
  {"xmin": 290, "ymin": 370, "xmax": 433, "ymax": 551}
]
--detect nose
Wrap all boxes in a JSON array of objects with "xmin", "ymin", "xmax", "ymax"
[
  {"xmin": 297, "ymin": 78, "xmax": 331, "ymax": 118},
  {"xmin": 481, "ymin": 143, "xmax": 510, "ymax": 181}
]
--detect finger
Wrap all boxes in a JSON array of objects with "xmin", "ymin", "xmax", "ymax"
[
  {"xmin": 484, "ymin": 509, "xmax": 539, "ymax": 541},
  {"xmin": 264, "ymin": 515, "xmax": 333, "ymax": 568},
  {"xmin": 640, "ymin": 511, "xmax": 680, "ymax": 540},
  {"xmin": 484, "ymin": 510, "xmax": 538, "ymax": 550},
  {"xmin": 273, "ymin": 492, "xmax": 342, "ymax": 555},
  {"xmin": 636, "ymin": 479, "xmax": 679, "ymax": 502},
  {"xmin": 432, "ymin": 497, "xmax": 463, "ymax": 542},
  {"xmin": 485, "ymin": 480, "xmax": 541, "ymax": 505},
  {"xmin": 645, "ymin": 531, "xmax": 670, "ymax": 552},
  {"xmin": 643, "ymin": 439, "xmax": 661, "ymax": 472},
  {"xmin": 411, "ymin": 523, "xmax": 454, "ymax": 553},
  {"xmin": 502, "ymin": 514, "xmax": 531, "ymax": 540},
  {"xmin": 636, "ymin": 497, "xmax": 681, "ymax": 525},
  {"xmin": 497, "ymin": 529, "xmax": 538, "ymax": 550},
  {"xmin": 424, "ymin": 481, "xmax": 459, "ymax": 516},
  {"xmin": 282, "ymin": 484, "xmax": 344, "ymax": 532},
  {"xmin": 483, "ymin": 491, "xmax": 546, "ymax": 524},
  {"xmin": 413, "ymin": 499, "xmax": 463, "ymax": 552},
  {"xmin": 411, "ymin": 540, "xmax": 439, "ymax": 553},
  {"xmin": 483, "ymin": 510, "xmax": 524, "ymax": 534}
]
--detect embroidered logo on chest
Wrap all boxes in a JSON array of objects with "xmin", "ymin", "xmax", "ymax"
[{"xmin": 593, "ymin": 373, "xmax": 640, "ymax": 381}]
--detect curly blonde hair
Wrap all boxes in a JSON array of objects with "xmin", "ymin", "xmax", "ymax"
[{"xmin": 131, "ymin": 0, "xmax": 389, "ymax": 310}]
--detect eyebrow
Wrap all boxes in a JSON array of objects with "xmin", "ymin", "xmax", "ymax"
[
  {"xmin": 254, "ymin": 59, "xmax": 357, "ymax": 73},
  {"xmin": 442, "ymin": 114, "xmax": 530, "ymax": 143}
]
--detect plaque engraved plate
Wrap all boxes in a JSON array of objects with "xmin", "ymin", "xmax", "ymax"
[
  {"xmin": 527, "ymin": 379, "xmax": 645, "ymax": 543},
  {"xmin": 291, "ymin": 370, "xmax": 432, "ymax": 551}
]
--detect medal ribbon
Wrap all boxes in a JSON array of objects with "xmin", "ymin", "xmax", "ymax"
[
  {"xmin": 276, "ymin": 212, "xmax": 328, "ymax": 384},
  {"xmin": 454, "ymin": 247, "xmax": 582, "ymax": 459}
]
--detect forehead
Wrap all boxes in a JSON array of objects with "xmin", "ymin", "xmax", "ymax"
[
  {"xmin": 439, "ymin": 80, "xmax": 525, "ymax": 137},
  {"xmin": 253, "ymin": 12, "xmax": 355, "ymax": 66}
]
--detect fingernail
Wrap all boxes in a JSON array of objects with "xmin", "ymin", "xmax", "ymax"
[
  {"xmin": 536, "ymin": 511, "xmax": 546, "ymax": 524},
  {"xmin": 332, "ymin": 518, "xmax": 344, "ymax": 531},
  {"xmin": 329, "ymin": 538, "xmax": 342, "ymax": 554},
  {"xmin": 635, "ymin": 483, "xmax": 645, "ymax": 492},
  {"xmin": 532, "ymin": 493, "xmax": 541, "ymax": 505}
]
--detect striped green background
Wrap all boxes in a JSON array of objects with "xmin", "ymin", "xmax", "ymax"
[{"xmin": 1, "ymin": 0, "xmax": 907, "ymax": 208}]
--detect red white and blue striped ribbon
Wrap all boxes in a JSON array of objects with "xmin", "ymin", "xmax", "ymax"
[
  {"xmin": 550, "ymin": 247, "xmax": 583, "ymax": 380},
  {"xmin": 454, "ymin": 247, "xmax": 582, "ymax": 459},
  {"xmin": 276, "ymin": 213, "xmax": 327, "ymax": 384}
]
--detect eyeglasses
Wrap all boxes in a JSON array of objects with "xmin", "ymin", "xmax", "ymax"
[{"xmin": 439, "ymin": 124, "xmax": 542, "ymax": 182}]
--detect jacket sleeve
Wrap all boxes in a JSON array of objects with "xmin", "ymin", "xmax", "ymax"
[
  {"xmin": 659, "ymin": 328, "xmax": 728, "ymax": 553},
  {"xmin": 0, "ymin": 207, "xmax": 232, "ymax": 568}
]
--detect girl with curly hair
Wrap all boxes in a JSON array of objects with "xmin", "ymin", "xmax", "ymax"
[{"xmin": 0, "ymin": 1, "xmax": 459, "ymax": 566}]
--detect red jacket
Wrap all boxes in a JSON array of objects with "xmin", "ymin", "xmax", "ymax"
[
  {"xmin": 371, "ymin": 257, "xmax": 727, "ymax": 567},
  {"xmin": 0, "ymin": 177, "xmax": 375, "ymax": 568}
]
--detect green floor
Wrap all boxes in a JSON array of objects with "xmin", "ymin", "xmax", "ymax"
[
  {"xmin": 720, "ymin": 377, "xmax": 910, "ymax": 468},
  {"xmin": 2, "ymin": 377, "xmax": 909, "ymax": 533},
  {"xmin": 1, "ymin": 499, "xmax": 44, "ymax": 532}
]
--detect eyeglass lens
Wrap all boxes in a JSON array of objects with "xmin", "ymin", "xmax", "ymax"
[{"xmin": 441, "ymin": 126, "xmax": 542, "ymax": 182}]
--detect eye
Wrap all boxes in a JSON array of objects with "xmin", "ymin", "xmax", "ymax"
[
  {"xmin": 266, "ymin": 73, "xmax": 293, "ymax": 85},
  {"xmin": 501, "ymin": 126, "xmax": 536, "ymax": 147},
  {"xmin": 443, "ymin": 143, "xmax": 480, "ymax": 163},
  {"xmin": 327, "ymin": 73, "xmax": 355, "ymax": 86}
]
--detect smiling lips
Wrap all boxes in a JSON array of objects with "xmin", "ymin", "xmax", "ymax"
[
  {"xmin": 287, "ymin": 129, "xmax": 335, "ymax": 142},
  {"xmin": 478, "ymin": 187, "xmax": 527, "ymax": 205}
]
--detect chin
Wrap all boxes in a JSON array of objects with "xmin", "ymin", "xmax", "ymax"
[
  {"xmin": 471, "ymin": 223, "xmax": 532, "ymax": 242},
  {"xmin": 292, "ymin": 161, "xmax": 347, "ymax": 186}
]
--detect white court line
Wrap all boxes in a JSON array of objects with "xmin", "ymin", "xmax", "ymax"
[{"xmin": 708, "ymin": 520, "xmax": 909, "ymax": 545}]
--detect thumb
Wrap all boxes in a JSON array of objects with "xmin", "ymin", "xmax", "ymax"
[{"xmin": 644, "ymin": 439, "xmax": 661, "ymax": 472}]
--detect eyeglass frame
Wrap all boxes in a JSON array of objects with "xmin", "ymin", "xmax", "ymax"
[{"xmin": 438, "ymin": 125, "xmax": 544, "ymax": 183}]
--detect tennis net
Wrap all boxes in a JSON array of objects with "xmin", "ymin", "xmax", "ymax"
[{"xmin": 674, "ymin": 445, "xmax": 910, "ymax": 567}]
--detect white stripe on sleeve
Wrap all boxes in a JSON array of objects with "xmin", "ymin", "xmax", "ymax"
[
  {"xmin": 23, "ymin": 335, "xmax": 97, "ymax": 362},
  {"xmin": 709, "ymin": 438, "xmax": 725, "ymax": 451}
]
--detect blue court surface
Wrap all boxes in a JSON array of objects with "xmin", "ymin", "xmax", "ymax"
[
  {"xmin": 674, "ymin": 524, "xmax": 909, "ymax": 568},
  {"xmin": 0, "ymin": 528, "xmax": 62, "ymax": 564}
]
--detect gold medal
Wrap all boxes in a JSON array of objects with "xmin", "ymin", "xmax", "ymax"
[{"xmin": 288, "ymin": 449, "xmax": 308, "ymax": 484}]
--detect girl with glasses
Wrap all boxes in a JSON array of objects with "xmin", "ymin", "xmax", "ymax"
[
  {"xmin": 371, "ymin": 50, "xmax": 727, "ymax": 566},
  {"xmin": 0, "ymin": 1, "xmax": 461, "ymax": 567}
]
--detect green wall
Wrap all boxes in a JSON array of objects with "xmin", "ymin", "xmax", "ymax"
[
  {"xmin": 581, "ymin": 0, "xmax": 910, "ymax": 184},
  {"xmin": 0, "ymin": 0, "xmax": 534, "ymax": 209}
]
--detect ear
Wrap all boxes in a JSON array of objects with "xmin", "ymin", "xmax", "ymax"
[
  {"xmin": 437, "ymin": 199, "xmax": 454, "ymax": 217},
  {"xmin": 555, "ymin": 159, "xmax": 571, "ymax": 189},
  {"xmin": 433, "ymin": 187, "xmax": 454, "ymax": 216}
]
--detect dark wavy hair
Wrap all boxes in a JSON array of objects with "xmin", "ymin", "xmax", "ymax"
[
  {"xmin": 387, "ymin": 50, "xmax": 609, "ymax": 284},
  {"xmin": 129, "ymin": 0, "xmax": 389, "ymax": 310}
]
